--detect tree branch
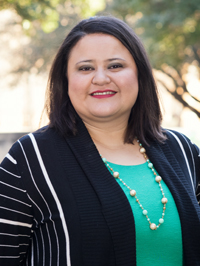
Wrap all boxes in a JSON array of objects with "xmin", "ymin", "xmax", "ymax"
[
  {"xmin": 191, "ymin": 46, "xmax": 200, "ymax": 66},
  {"xmin": 157, "ymin": 79, "xmax": 200, "ymax": 118},
  {"xmin": 160, "ymin": 68, "xmax": 200, "ymax": 102}
]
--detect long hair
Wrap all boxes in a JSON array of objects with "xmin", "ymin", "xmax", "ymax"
[{"xmin": 45, "ymin": 16, "xmax": 166, "ymax": 145}]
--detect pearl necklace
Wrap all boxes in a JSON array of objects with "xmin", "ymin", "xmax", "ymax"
[{"xmin": 101, "ymin": 139, "xmax": 168, "ymax": 230}]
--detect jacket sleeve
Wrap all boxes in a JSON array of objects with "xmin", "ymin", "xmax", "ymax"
[
  {"xmin": 192, "ymin": 143, "xmax": 200, "ymax": 203},
  {"xmin": 166, "ymin": 130, "xmax": 200, "ymax": 204},
  {"xmin": 0, "ymin": 146, "xmax": 33, "ymax": 265}
]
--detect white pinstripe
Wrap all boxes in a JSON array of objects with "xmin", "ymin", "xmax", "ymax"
[
  {"xmin": 34, "ymin": 231, "xmax": 39, "ymax": 265},
  {"xmin": 46, "ymin": 223, "xmax": 52, "ymax": 266},
  {"xmin": 0, "ymin": 194, "xmax": 32, "ymax": 207},
  {"xmin": 179, "ymin": 134, "xmax": 196, "ymax": 189},
  {"xmin": 0, "ymin": 181, "xmax": 26, "ymax": 192},
  {"xmin": 0, "ymin": 167, "xmax": 21, "ymax": 178},
  {"xmin": 0, "ymin": 218, "xmax": 32, "ymax": 228},
  {"xmin": 0, "ymin": 206, "xmax": 33, "ymax": 217},
  {"xmin": 6, "ymin": 153, "xmax": 17, "ymax": 164},
  {"xmin": 39, "ymin": 226, "xmax": 45, "ymax": 266},
  {"xmin": 0, "ymin": 233, "xmax": 30, "ymax": 237},
  {"xmin": 31, "ymin": 237, "xmax": 34, "ymax": 266}
]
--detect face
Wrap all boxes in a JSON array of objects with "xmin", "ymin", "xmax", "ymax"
[{"xmin": 67, "ymin": 33, "xmax": 138, "ymax": 124}]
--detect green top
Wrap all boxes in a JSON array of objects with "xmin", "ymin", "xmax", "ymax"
[{"xmin": 107, "ymin": 161, "xmax": 183, "ymax": 266}]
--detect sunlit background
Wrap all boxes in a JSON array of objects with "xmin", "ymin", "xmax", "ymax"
[{"xmin": 0, "ymin": 0, "xmax": 200, "ymax": 161}]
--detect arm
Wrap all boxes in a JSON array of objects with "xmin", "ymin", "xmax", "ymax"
[
  {"xmin": 166, "ymin": 130, "xmax": 200, "ymax": 203},
  {"xmin": 192, "ymin": 143, "xmax": 200, "ymax": 203},
  {"xmin": 0, "ymin": 149, "xmax": 33, "ymax": 265}
]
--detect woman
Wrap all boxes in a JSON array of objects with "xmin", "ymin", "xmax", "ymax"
[{"xmin": 0, "ymin": 16, "xmax": 200, "ymax": 266}]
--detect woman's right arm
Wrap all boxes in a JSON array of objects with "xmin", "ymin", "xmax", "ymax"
[{"xmin": 0, "ymin": 148, "xmax": 33, "ymax": 265}]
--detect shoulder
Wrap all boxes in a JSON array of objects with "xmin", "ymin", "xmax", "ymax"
[
  {"xmin": 163, "ymin": 129, "xmax": 200, "ymax": 158},
  {"xmin": 8, "ymin": 126, "xmax": 65, "ymax": 159},
  {"xmin": 162, "ymin": 129, "xmax": 200, "ymax": 187}
]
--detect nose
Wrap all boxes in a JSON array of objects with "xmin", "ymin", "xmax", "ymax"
[{"xmin": 92, "ymin": 69, "xmax": 111, "ymax": 85}]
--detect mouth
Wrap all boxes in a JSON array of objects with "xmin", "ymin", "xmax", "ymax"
[{"xmin": 91, "ymin": 91, "xmax": 116, "ymax": 96}]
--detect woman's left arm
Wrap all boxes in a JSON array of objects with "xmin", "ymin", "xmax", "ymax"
[{"xmin": 191, "ymin": 142, "xmax": 200, "ymax": 203}]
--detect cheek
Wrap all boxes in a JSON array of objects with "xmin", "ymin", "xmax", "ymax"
[
  {"xmin": 68, "ymin": 75, "xmax": 82, "ymax": 99},
  {"xmin": 118, "ymin": 71, "xmax": 138, "ymax": 94},
  {"xmin": 68, "ymin": 73, "xmax": 91, "ymax": 93}
]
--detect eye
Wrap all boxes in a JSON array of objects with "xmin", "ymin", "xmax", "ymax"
[
  {"xmin": 109, "ymin": 64, "xmax": 123, "ymax": 69},
  {"xmin": 79, "ymin": 66, "xmax": 94, "ymax": 71}
]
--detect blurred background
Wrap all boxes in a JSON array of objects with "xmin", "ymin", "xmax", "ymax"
[{"xmin": 0, "ymin": 0, "xmax": 200, "ymax": 161}]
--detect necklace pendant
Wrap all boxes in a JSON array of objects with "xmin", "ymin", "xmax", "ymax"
[{"xmin": 150, "ymin": 223, "xmax": 157, "ymax": 230}]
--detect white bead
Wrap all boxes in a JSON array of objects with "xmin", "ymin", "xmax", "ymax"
[
  {"xmin": 113, "ymin": 172, "xmax": 119, "ymax": 178},
  {"xmin": 150, "ymin": 223, "xmax": 157, "ymax": 230},
  {"xmin": 159, "ymin": 218, "xmax": 164, "ymax": 224},
  {"xmin": 130, "ymin": 190, "xmax": 136, "ymax": 196},
  {"xmin": 140, "ymin": 147, "xmax": 146, "ymax": 153},
  {"xmin": 161, "ymin": 197, "xmax": 168, "ymax": 204},
  {"xmin": 155, "ymin": 176, "xmax": 162, "ymax": 182},
  {"xmin": 143, "ymin": 210, "xmax": 148, "ymax": 215}
]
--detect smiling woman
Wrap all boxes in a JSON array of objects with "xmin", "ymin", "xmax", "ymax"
[
  {"xmin": 0, "ymin": 16, "xmax": 200, "ymax": 266},
  {"xmin": 67, "ymin": 34, "xmax": 138, "ymax": 126},
  {"xmin": 47, "ymin": 16, "xmax": 164, "ymax": 145}
]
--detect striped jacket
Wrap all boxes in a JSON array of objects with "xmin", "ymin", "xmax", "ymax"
[{"xmin": 0, "ymin": 121, "xmax": 200, "ymax": 265}]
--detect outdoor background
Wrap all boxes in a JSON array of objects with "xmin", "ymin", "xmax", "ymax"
[{"xmin": 0, "ymin": 0, "xmax": 200, "ymax": 161}]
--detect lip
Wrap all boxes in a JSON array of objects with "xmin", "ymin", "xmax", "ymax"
[{"xmin": 90, "ymin": 90, "xmax": 116, "ymax": 99}]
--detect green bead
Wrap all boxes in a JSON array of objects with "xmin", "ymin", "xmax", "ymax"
[
  {"xmin": 148, "ymin": 162, "xmax": 153, "ymax": 168},
  {"xmin": 159, "ymin": 218, "xmax": 164, "ymax": 224},
  {"xmin": 102, "ymin": 158, "xmax": 107, "ymax": 163},
  {"xmin": 143, "ymin": 210, "xmax": 148, "ymax": 215}
]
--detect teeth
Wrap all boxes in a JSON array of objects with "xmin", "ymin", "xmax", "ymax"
[{"xmin": 92, "ymin": 91, "xmax": 115, "ymax": 95}]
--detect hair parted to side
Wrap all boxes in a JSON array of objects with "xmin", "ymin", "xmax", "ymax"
[{"xmin": 45, "ymin": 16, "xmax": 166, "ymax": 145}]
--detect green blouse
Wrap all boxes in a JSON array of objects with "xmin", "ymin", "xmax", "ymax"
[{"xmin": 107, "ymin": 161, "xmax": 183, "ymax": 266}]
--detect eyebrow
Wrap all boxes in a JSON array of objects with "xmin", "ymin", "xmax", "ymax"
[{"xmin": 75, "ymin": 58, "xmax": 125, "ymax": 65}]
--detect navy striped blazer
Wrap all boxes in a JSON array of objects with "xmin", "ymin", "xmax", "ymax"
[{"xmin": 0, "ymin": 120, "xmax": 200, "ymax": 265}]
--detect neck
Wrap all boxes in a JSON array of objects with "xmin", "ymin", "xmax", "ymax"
[
  {"xmin": 82, "ymin": 117, "xmax": 144, "ymax": 166},
  {"xmin": 83, "ymin": 119, "xmax": 128, "ymax": 149}
]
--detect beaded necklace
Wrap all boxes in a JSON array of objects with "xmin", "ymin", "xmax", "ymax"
[{"xmin": 101, "ymin": 139, "xmax": 168, "ymax": 230}]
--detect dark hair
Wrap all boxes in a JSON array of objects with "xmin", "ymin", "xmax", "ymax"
[{"xmin": 45, "ymin": 16, "xmax": 166, "ymax": 145}]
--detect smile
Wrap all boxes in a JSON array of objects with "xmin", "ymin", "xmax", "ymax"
[{"xmin": 91, "ymin": 91, "xmax": 116, "ymax": 96}]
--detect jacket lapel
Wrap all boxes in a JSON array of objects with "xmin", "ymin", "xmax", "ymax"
[
  {"xmin": 143, "ymin": 139, "xmax": 196, "ymax": 205},
  {"xmin": 65, "ymin": 119, "xmax": 136, "ymax": 266}
]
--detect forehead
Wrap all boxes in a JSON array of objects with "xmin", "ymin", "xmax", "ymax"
[{"xmin": 68, "ymin": 33, "xmax": 130, "ymax": 61}]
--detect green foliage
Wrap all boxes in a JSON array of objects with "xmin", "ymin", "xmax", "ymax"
[
  {"xmin": 0, "ymin": 0, "xmax": 105, "ymax": 33},
  {"xmin": 107, "ymin": 0, "xmax": 200, "ymax": 70}
]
